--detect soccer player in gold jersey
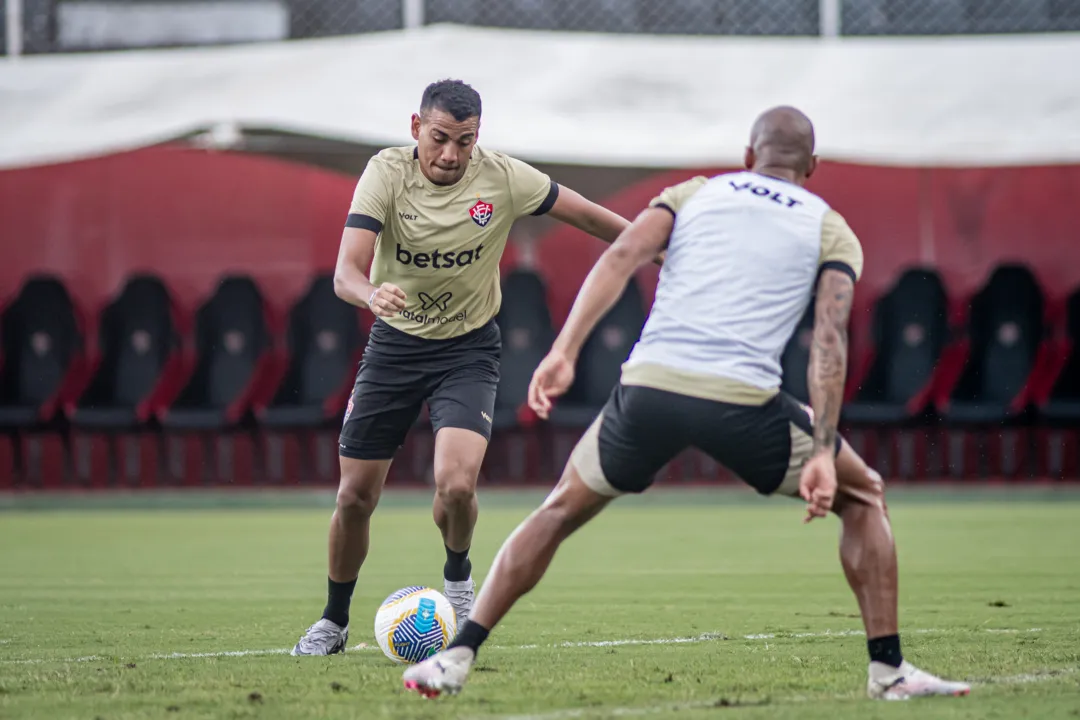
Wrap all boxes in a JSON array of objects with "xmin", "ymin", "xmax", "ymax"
[{"xmin": 292, "ymin": 79, "xmax": 632, "ymax": 655}]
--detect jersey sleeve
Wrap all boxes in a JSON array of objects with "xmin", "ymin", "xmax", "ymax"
[
  {"xmin": 505, "ymin": 155, "xmax": 559, "ymax": 218},
  {"xmin": 345, "ymin": 157, "xmax": 392, "ymax": 233},
  {"xmin": 648, "ymin": 176, "xmax": 708, "ymax": 216},
  {"xmin": 819, "ymin": 210, "xmax": 864, "ymax": 283}
]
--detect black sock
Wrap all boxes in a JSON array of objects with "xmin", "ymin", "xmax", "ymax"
[
  {"xmin": 868, "ymin": 634, "xmax": 903, "ymax": 668},
  {"xmin": 444, "ymin": 546, "xmax": 472, "ymax": 582},
  {"xmin": 321, "ymin": 577, "xmax": 357, "ymax": 628},
  {"xmin": 448, "ymin": 620, "xmax": 490, "ymax": 655}
]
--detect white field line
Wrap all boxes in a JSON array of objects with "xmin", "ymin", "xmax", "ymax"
[
  {"xmin": 973, "ymin": 667, "xmax": 1079, "ymax": 685},
  {"xmin": 0, "ymin": 628, "xmax": 1042, "ymax": 666},
  {"xmin": 494, "ymin": 666, "xmax": 1079, "ymax": 720}
]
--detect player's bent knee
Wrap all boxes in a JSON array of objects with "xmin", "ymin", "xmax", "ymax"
[
  {"xmin": 866, "ymin": 467, "xmax": 886, "ymax": 510},
  {"xmin": 336, "ymin": 458, "xmax": 389, "ymax": 518},
  {"xmin": 336, "ymin": 483, "xmax": 379, "ymax": 518},
  {"xmin": 835, "ymin": 441, "xmax": 886, "ymax": 511},
  {"xmin": 432, "ymin": 429, "xmax": 485, "ymax": 505},
  {"xmin": 434, "ymin": 456, "xmax": 479, "ymax": 506},
  {"xmin": 435, "ymin": 475, "xmax": 477, "ymax": 507},
  {"xmin": 867, "ymin": 466, "xmax": 884, "ymax": 493},
  {"xmin": 533, "ymin": 502, "xmax": 580, "ymax": 541},
  {"xmin": 538, "ymin": 465, "xmax": 614, "ymax": 539}
]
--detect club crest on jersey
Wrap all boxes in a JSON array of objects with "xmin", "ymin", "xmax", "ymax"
[
  {"xmin": 469, "ymin": 200, "xmax": 494, "ymax": 227},
  {"xmin": 343, "ymin": 397, "xmax": 354, "ymax": 424}
]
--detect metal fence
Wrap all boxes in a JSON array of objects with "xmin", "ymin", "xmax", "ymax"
[
  {"xmin": 842, "ymin": 0, "xmax": 1080, "ymax": 35},
  {"xmin": 426, "ymin": 0, "xmax": 822, "ymax": 36},
  {"xmin": 5, "ymin": 0, "xmax": 1080, "ymax": 56}
]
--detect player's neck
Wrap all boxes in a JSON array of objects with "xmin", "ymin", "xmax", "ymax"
[{"xmin": 750, "ymin": 166, "xmax": 803, "ymax": 187}]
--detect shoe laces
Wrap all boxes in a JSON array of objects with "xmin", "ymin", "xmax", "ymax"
[
  {"xmin": 445, "ymin": 586, "xmax": 472, "ymax": 603},
  {"xmin": 299, "ymin": 620, "xmax": 342, "ymax": 650}
]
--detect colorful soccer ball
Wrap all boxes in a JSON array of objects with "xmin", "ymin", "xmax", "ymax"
[{"xmin": 373, "ymin": 586, "xmax": 457, "ymax": 664}]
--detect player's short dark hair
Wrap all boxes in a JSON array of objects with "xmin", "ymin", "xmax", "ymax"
[{"xmin": 420, "ymin": 79, "xmax": 482, "ymax": 122}]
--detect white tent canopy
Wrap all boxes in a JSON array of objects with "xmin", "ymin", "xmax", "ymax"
[{"xmin": 1, "ymin": 24, "xmax": 1079, "ymax": 170}]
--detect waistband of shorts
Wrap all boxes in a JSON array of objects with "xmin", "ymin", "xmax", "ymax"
[
  {"xmin": 370, "ymin": 316, "xmax": 499, "ymax": 348},
  {"xmin": 620, "ymin": 361, "xmax": 778, "ymax": 406}
]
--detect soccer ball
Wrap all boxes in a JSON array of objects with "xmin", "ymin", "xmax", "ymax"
[{"xmin": 373, "ymin": 586, "xmax": 457, "ymax": 664}]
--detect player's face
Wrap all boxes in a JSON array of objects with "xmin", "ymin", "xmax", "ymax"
[{"xmin": 412, "ymin": 110, "xmax": 479, "ymax": 186}]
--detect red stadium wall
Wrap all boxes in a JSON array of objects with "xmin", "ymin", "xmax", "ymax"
[
  {"xmin": 3, "ymin": 146, "xmax": 1079, "ymax": 327},
  {"xmin": 0, "ymin": 148, "xmax": 357, "ymax": 331},
  {"xmin": 3, "ymin": 146, "xmax": 1080, "ymax": 488}
]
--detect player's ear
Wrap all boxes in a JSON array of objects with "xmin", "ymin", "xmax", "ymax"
[
  {"xmin": 805, "ymin": 155, "xmax": 818, "ymax": 179},
  {"xmin": 410, "ymin": 113, "xmax": 422, "ymax": 141},
  {"xmin": 743, "ymin": 146, "xmax": 754, "ymax": 170}
]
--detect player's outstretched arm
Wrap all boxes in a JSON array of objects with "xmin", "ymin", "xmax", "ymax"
[
  {"xmin": 546, "ymin": 186, "xmax": 631, "ymax": 245},
  {"xmin": 334, "ymin": 227, "xmax": 406, "ymax": 317},
  {"xmin": 529, "ymin": 207, "xmax": 673, "ymax": 418},
  {"xmin": 800, "ymin": 267, "xmax": 855, "ymax": 521}
]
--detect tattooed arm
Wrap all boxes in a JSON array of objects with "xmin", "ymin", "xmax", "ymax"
[
  {"xmin": 808, "ymin": 268, "xmax": 855, "ymax": 457},
  {"xmin": 800, "ymin": 211, "xmax": 862, "ymax": 524}
]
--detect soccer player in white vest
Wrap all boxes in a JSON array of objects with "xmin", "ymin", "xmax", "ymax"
[{"xmin": 404, "ymin": 106, "xmax": 971, "ymax": 701}]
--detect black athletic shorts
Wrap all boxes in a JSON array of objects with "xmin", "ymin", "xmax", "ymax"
[
  {"xmin": 569, "ymin": 383, "xmax": 843, "ymax": 497},
  {"xmin": 338, "ymin": 318, "xmax": 500, "ymax": 460}
]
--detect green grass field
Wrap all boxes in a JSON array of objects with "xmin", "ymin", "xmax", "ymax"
[{"xmin": 1, "ymin": 487, "xmax": 1079, "ymax": 719}]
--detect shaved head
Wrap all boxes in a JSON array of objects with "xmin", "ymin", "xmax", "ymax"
[{"xmin": 745, "ymin": 106, "xmax": 817, "ymax": 183}]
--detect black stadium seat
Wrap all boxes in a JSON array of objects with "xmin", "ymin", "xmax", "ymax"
[
  {"xmin": 939, "ymin": 265, "xmax": 1045, "ymax": 424},
  {"xmin": 258, "ymin": 275, "xmax": 363, "ymax": 428},
  {"xmin": 844, "ymin": 269, "xmax": 948, "ymax": 423},
  {"xmin": 493, "ymin": 269, "xmax": 555, "ymax": 429},
  {"xmin": 0, "ymin": 276, "xmax": 85, "ymax": 428},
  {"xmin": 1039, "ymin": 288, "xmax": 1080, "ymax": 422},
  {"xmin": 549, "ymin": 278, "xmax": 646, "ymax": 428},
  {"xmin": 67, "ymin": 275, "xmax": 184, "ymax": 429},
  {"xmin": 160, "ymin": 276, "xmax": 272, "ymax": 430}
]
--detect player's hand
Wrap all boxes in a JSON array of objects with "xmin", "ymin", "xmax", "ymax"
[
  {"xmin": 798, "ymin": 452, "xmax": 837, "ymax": 524},
  {"xmin": 528, "ymin": 349, "xmax": 576, "ymax": 420},
  {"xmin": 367, "ymin": 283, "xmax": 407, "ymax": 317}
]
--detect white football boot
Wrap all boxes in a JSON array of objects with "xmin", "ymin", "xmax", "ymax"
[
  {"xmin": 403, "ymin": 646, "xmax": 476, "ymax": 698},
  {"xmin": 290, "ymin": 618, "xmax": 348, "ymax": 656},
  {"xmin": 443, "ymin": 577, "xmax": 475, "ymax": 634},
  {"xmin": 867, "ymin": 661, "xmax": 971, "ymax": 700}
]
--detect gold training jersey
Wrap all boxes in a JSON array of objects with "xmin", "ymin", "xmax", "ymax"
[{"xmin": 346, "ymin": 146, "xmax": 557, "ymax": 340}]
